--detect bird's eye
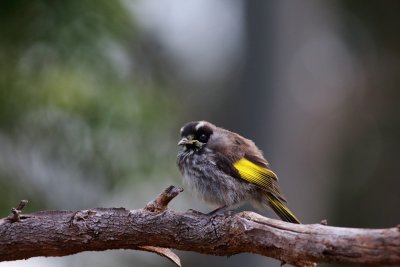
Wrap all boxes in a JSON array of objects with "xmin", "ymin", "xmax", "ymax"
[{"xmin": 199, "ymin": 134, "xmax": 207, "ymax": 142}]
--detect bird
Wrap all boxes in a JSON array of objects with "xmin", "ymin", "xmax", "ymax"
[{"xmin": 177, "ymin": 120, "xmax": 300, "ymax": 224}]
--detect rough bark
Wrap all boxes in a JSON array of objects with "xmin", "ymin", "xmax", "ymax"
[{"xmin": 0, "ymin": 186, "xmax": 399, "ymax": 267}]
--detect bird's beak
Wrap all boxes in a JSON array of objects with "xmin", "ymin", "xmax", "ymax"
[{"xmin": 178, "ymin": 137, "xmax": 196, "ymax": 146}]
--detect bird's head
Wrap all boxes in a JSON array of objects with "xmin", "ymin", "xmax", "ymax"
[{"xmin": 178, "ymin": 121, "xmax": 215, "ymax": 151}]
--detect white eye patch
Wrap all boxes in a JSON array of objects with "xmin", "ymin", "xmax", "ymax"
[{"xmin": 195, "ymin": 121, "xmax": 206, "ymax": 131}]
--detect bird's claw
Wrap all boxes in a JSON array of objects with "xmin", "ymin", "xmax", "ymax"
[{"xmin": 186, "ymin": 209, "xmax": 206, "ymax": 216}]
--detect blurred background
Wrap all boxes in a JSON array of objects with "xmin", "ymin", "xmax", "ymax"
[{"xmin": 0, "ymin": 0, "xmax": 399, "ymax": 266}]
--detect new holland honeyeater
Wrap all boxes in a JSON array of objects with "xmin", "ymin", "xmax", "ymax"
[{"xmin": 177, "ymin": 121, "xmax": 300, "ymax": 223}]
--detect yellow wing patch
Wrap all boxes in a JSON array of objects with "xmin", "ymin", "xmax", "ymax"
[{"xmin": 233, "ymin": 158, "xmax": 278, "ymax": 189}]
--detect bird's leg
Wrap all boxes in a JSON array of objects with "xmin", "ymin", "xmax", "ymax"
[
  {"xmin": 186, "ymin": 209, "xmax": 206, "ymax": 215},
  {"xmin": 207, "ymin": 205, "xmax": 232, "ymax": 216},
  {"xmin": 186, "ymin": 206, "xmax": 234, "ymax": 216}
]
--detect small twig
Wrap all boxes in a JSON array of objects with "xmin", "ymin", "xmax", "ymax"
[
  {"xmin": 320, "ymin": 219, "xmax": 328, "ymax": 225},
  {"xmin": 16, "ymin": 200, "xmax": 28, "ymax": 211},
  {"xmin": 144, "ymin": 185, "xmax": 183, "ymax": 212},
  {"xmin": 7, "ymin": 200, "xmax": 29, "ymax": 223},
  {"xmin": 142, "ymin": 186, "xmax": 184, "ymax": 265},
  {"xmin": 138, "ymin": 246, "xmax": 181, "ymax": 267}
]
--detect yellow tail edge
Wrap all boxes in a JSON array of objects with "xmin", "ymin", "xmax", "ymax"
[{"xmin": 266, "ymin": 194, "xmax": 301, "ymax": 224}]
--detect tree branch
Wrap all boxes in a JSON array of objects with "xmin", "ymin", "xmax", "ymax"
[{"xmin": 0, "ymin": 186, "xmax": 399, "ymax": 267}]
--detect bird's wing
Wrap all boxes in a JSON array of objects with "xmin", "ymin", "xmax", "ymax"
[
  {"xmin": 215, "ymin": 151, "xmax": 286, "ymax": 202},
  {"xmin": 233, "ymin": 156, "xmax": 286, "ymax": 201},
  {"xmin": 210, "ymin": 130, "xmax": 286, "ymax": 201}
]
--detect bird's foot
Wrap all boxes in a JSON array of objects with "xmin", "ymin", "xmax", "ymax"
[
  {"xmin": 186, "ymin": 209, "xmax": 206, "ymax": 216},
  {"xmin": 186, "ymin": 206, "xmax": 234, "ymax": 216},
  {"xmin": 207, "ymin": 205, "xmax": 234, "ymax": 216}
]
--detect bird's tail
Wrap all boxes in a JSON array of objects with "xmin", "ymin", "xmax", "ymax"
[{"xmin": 265, "ymin": 193, "xmax": 301, "ymax": 224}]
